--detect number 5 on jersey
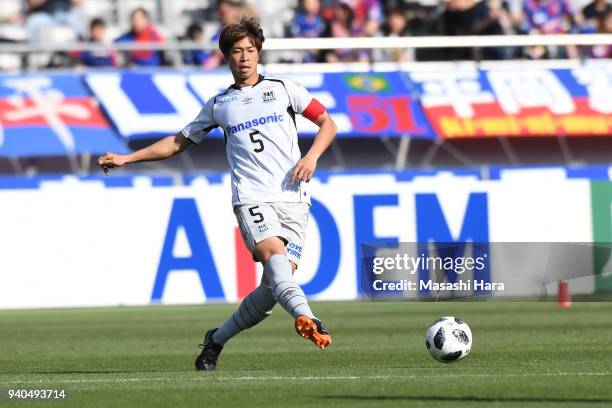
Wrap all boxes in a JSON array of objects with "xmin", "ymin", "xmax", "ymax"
[{"xmin": 249, "ymin": 130, "xmax": 264, "ymax": 153}]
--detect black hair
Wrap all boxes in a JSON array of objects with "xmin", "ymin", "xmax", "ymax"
[
  {"xmin": 219, "ymin": 16, "xmax": 265, "ymax": 58},
  {"xmin": 89, "ymin": 18, "xmax": 106, "ymax": 30},
  {"xmin": 131, "ymin": 7, "xmax": 150, "ymax": 20},
  {"xmin": 186, "ymin": 22, "xmax": 203, "ymax": 39}
]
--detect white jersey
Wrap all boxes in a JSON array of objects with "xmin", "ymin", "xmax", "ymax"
[{"xmin": 182, "ymin": 75, "xmax": 324, "ymax": 206}]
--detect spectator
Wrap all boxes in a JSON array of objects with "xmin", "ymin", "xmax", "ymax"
[
  {"xmin": 341, "ymin": 0, "xmax": 383, "ymax": 36},
  {"xmin": 200, "ymin": 0, "xmax": 241, "ymax": 68},
  {"xmin": 289, "ymin": 0, "xmax": 326, "ymax": 62},
  {"xmin": 115, "ymin": 8, "xmax": 164, "ymax": 66},
  {"xmin": 181, "ymin": 23, "xmax": 207, "ymax": 66},
  {"xmin": 71, "ymin": 18, "xmax": 116, "ymax": 67},
  {"xmin": 589, "ymin": 11, "xmax": 612, "ymax": 58},
  {"xmin": 0, "ymin": 9, "xmax": 24, "ymax": 71},
  {"xmin": 489, "ymin": 0, "xmax": 521, "ymax": 57},
  {"xmin": 442, "ymin": 0, "xmax": 506, "ymax": 60},
  {"xmin": 405, "ymin": 4, "xmax": 437, "ymax": 37},
  {"xmin": 517, "ymin": 0, "xmax": 581, "ymax": 58},
  {"xmin": 217, "ymin": 0, "xmax": 242, "ymax": 28},
  {"xmin": 489, "ymin": 0, "xmax": 515, "ymax": 34},
  {"xmin": 518, "ymin": 0, "xmax": 578, "ymax": 34},
  {"xmin": 322, "ymin": 2, "xmax": 368, "ymax": 62},
  {"xmin": 0, "ymin": 7, "xmax": 23, "ymax": 42},
  {"xmin": 581, "ymin": 0, "xmax": 612, "ymax": 28},
  {"xmin": 381, "ymin": 8, "xmax": 409, "ymax": 36},
  {"xmin": 25, "ymin": 0, "xmax": 83, "ymax": 42},
  {"xmin": 0, "ymin": 6, "xmax": 22, "ymax": 25},
  {"xmin": 375, "ymin": 8, "xmax": 413, "ymax": 62},
  {"xmin": 290, "ymin": 0, "xmax": 326, "ymax": 38}
]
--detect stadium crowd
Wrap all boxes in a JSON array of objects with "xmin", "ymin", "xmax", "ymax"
[{"xmin": 0, "ymin": 0, "xmax": 609, "ymax": 70}]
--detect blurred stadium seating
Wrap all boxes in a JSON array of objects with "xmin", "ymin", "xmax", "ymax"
[{"xmin": 0, "ymin": 0, "xmax": 607, "ymax": 67}]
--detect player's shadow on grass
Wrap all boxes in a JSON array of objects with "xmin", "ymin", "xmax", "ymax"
[{"xmin": 323, "ymin": 395, "xmax": 612, "ymax": 404}]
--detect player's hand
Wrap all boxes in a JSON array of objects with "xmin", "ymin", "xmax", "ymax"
[
  {"xmin": 97, "ymin": 152, "xmax": 127, "ymax": 176},
  {"xmin": 291, "ymin": 155, "xmax": 317, "ymax": 184}
]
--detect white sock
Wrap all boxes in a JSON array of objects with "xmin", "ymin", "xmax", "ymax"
[
  {"xmin": 212, "ymin": 284, "xmax": 276, "ymax": 345},
  {"xmin": 265, "ymin": 254, "xmax": 315, "ymax": 319}
]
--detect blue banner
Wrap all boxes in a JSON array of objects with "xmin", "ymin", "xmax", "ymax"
[
  {"xmin": 84, "ymin": 70, "xmax": 435, "ymax": 140},
  {"xmin": 0, "ymin": 74, "xmax": 128, "ymax": 157},
  {"xmin": 1, "ymin": 62, "xmax": 610, "ymax": 158},
  {"xmin": 404, "ymin": 63, "xmax": 611, "ymax": 138}
]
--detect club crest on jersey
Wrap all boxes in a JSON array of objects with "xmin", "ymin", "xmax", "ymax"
[{"xmin": 262, "ymin": 90, "xmax": 276, "ymax": 103}]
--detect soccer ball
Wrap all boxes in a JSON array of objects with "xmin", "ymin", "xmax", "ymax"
[{"xmin": 425, "ymin": 316, "xmax": 472, "ymax": 363}]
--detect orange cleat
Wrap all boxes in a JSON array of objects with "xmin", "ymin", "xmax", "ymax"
[{"xmin": 295, "ymin": 316, "xmax": 332, "ymax": 349}]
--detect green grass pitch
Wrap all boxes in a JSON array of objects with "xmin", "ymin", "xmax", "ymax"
[{"xmin": 1, "ymin": 301, "xmax": 611, "ymax": 407}]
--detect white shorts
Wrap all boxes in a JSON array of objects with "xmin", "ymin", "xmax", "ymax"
[{"xmin": 234, "ymin": 202, "xmax": 309, "ymax": 266}]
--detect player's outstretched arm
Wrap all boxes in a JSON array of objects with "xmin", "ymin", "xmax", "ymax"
[
  {"xmin": 291, "ymin": 111, "xmax": 337, "ymax": 184},
  {"xmin": 97, "ymin": 132, "xmax": 193, "ymax": 175}
]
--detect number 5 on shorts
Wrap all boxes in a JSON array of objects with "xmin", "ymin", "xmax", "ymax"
[{"xmin": 248, "ymin": 206, "xmax": 264, "ymax": 224}]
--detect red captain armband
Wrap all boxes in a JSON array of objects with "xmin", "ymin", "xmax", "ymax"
[{"xmin": 302, "ymin": 98, "xmax": 326, "ymax": 123}]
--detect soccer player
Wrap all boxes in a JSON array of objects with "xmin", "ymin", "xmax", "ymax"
[{"xmin": 97, "ymin": 17, "xmax": 337, "ymax": 370}]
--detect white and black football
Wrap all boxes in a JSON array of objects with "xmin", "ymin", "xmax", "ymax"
[{"xmin": 425, "ymin": 316, "xmax": 472, "ymax": 363}]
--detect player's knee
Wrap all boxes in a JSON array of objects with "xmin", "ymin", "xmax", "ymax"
[{"xmin": 253, "ymin": 236, "xmax": 286, "ymax": 263}]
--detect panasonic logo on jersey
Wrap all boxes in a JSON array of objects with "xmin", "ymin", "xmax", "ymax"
[{"xmin": 225, "ymin": 113, "xmax": 284, "ymax": 134}]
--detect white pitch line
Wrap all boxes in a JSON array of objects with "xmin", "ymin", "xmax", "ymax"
[{"xmin": 2, "ymin": 372, "xmax": 611, "ymax": 385}]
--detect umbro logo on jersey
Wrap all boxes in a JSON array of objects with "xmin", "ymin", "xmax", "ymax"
[
  {"xmin": 262, "ymin": 91, "xmax": 276, "ymax": 103},
  {"xmin": 241, "ymin": 96, "xmax": 254, "ymax": 105}
]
